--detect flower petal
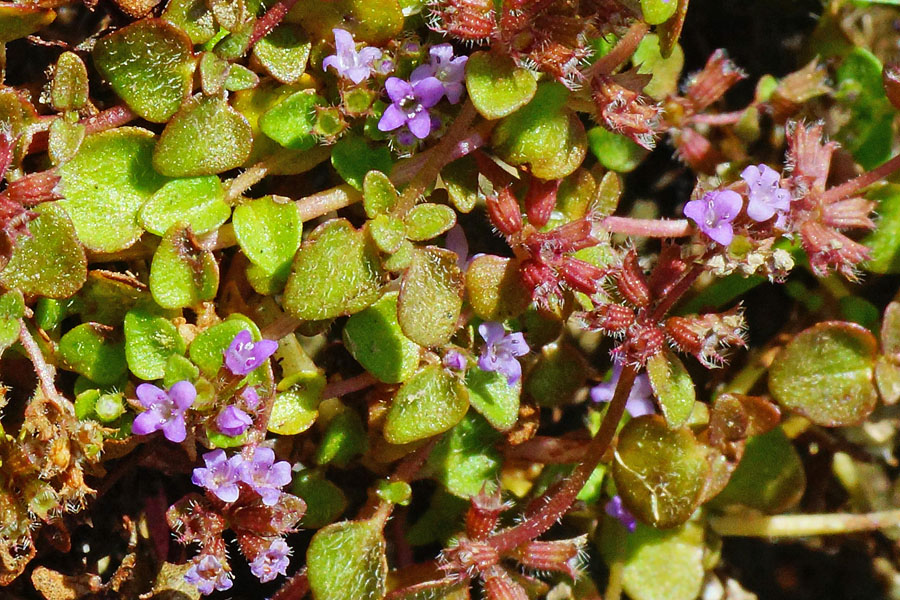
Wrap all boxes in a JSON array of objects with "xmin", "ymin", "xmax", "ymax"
[
  {"xmin": 358, "ymin": 46, "xmax": 382, "ymax": 66},
  {"xmin": 706, "ymin": 222, "xmax": 734, "ymax": 246},
  {"xmin": 136, "ymin": 383, "xmax": 167, "ymax": 409},
  {"xmin": 478, "ymin": 321, "xmax": 506, "ymax": 345},
  {"xmin": 132, "ymin": 409, "xmax": 163, "ymax": 436},
  {"xmin": 384, "ymin": 77, "xmax": 413, "ymax": 103},
  {"xmin": 410, "ymin": 63, "xmax": 435, "ymax": 83},
  {"xmin": 214, "ymin": 482, "xmax": 240, "ymax": 504},
  {"xmin": 407, "ymin": 110, "xmax": 433, "ymax": 139},
  {"xmin": 378, "ymin": 103, "xmax": 406, "ymax": 132},
  {"xmin": 429, "ymin": 43, "xmax": 454, "ymax": 65},
  {"xmin": 169, "ymin": 380, "xmax": 197, "ymax": 410},
  {"xmin": 413, "ymin": 76, "xmax": 445, "ymax": 108},
  {"xmin": 161, "ymin": 416, "xmax": 187, "ymax": 443},
  {"xmin": 332, "ymin": 28, "xmax": 355, "ymax": 56}
]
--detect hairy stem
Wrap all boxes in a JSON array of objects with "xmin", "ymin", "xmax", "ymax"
[
  {"xmin": 587, "ymin": 20, "xmax": 650, "ymax": 79},
  {"xmin": 709, "ymin": 509, "xmax": 900, "ymax": 537},
  {"xmin": 487, "ymin": 364, "xmax": 638, "ymax": 553},
  {"xmin": 601, "ymin": 216, "xmax": 692, "ymax": 238},
  {"xmin": 248, "ymin": 0, "xmax": 301, "ymax": 47},
  {"xmin": 19, "ymin": 321, "xmax": 72, "ymax": 413},
  {"xmin": 28, "ymin": 105, "xmax": 137, "ymax": 154},
  {"xmin": 394, "ymin": 100, "xmax": 478, "ymax": 217},
  {"xmin": 819, "ymin": 151, "xmax": 900, "ymax": 206},
  {"xmin": 226, "ymin": 164, "xmax": 269, "ymax": 202},
  {"xmin": 297, "ymin": 184, "xmax": 362, "ymax": 221}
]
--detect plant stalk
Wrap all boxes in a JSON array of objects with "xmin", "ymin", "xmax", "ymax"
[{"xmin": 709, "ymin": 509, "xmax": 900, "ymax": 537}]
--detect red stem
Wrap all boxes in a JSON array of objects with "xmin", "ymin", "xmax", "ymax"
[
  {"xmin": 322, "ymin": 372, "xmax": 378, "ymax": 400},
  {"xmin": 819, "ymin": 152, "xmax": 900, "ymax": 206},
  {"xmin": 587, "ymin": 20, "xmax": 650, "ymax": 79},
  {"xmin": 248, "ymin": 0, "xmax": 302, "ymax": 47},
  {"xmin": 28, "ymin": 105, "xmax": 137, "ymax": 154},
  {"xmin": 688, "ymin": 110, "xmax": 746, "ymax": 126},
  {"xmin": 601, "ymin": 216, "xmax": 692, "ymax": 238},
  {"xmin": 486, "ymin": 364, "xmax": 638, "ymax": 553}
]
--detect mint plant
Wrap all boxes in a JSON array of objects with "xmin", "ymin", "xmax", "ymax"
[{"xmin": 3, "ymin": 0, "xmax": 900, "ymax": 599}]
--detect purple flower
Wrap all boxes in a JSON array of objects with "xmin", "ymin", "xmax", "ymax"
[
  {"xmin": 216, "ymin": 406, "xmax": 252, "ymax": 437},
  {"xmin": 240, "ymin": 386, "xmax": 260, "ymax": 409},
  {"xmin": 443, "ymin": 349, "xmax": 467, "ymax": 371},
  {"xmin": 683, "ymin": 189, "xmax": 743, "ymax": 246},
  {"xmin": 741, "ymin": 164, "xmax": 791, "ymax": 224},
  {"xmin": 322, "ymin": 28, "xmax": 382, "ymax": 85},
  {"xmin": 191, "ymin": 449, "xmax": 243, "ymax": 503},
  {"xmin": 477, "ymin": 322, "xmax": 529, "ymax": 385},
  {"xmin": 378, "ymin": 76, "xmax": 444, "ymax": 139},
  {"xmin": 250, "ymin": 538, "xmax": 291, "ymax": 583},
  {"xmin": 410, "ymin": 44, "xmax": 468, "ymax": 104},
  {"xmin": 590, "ymin": 362, "xmax": 655, "ymax": 418},
  {"xmin": 605, "ymin": 495, "xmax": 637, "ymax": 532},
  {"xmin": 185, "ymin": 554, "xmax": 233, "ymax": 595},
  {"xmin": 132, "ymin": 381, "xmax": 196, "ymax": 443},
  {"xmin": 239, "ymin": 447, "xmax": 292, "ymax": 506},
  {"xmin": 224, "ymin": 329, "xmax": 278, "ymax": 376}
]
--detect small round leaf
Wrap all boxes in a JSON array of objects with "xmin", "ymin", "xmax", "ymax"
[
  {"xmin": 384, "ymin": 365, "xmax": 470, "ymax": 445},
  {"xmin": 466, "ymin": 51, "xmax": 538, "ymax": 120}
]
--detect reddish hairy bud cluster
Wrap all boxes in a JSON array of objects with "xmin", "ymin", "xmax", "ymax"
[
  {"xmin": 486, "ymin": 187, "xmax": 524, "ymax": 236},
  {"xmin": 683, "ymin": 49, "xmax": 746, "ymax": 112},
  {"xmin": 592, "ymin": 73, "xmax": 660, "ymax": 150},
  {"xmin": 509, "ymin": 535, "xmax": 586, "ymax": 579},
  {"xmin": 466, "ymin": 488, "xmax": 505, "ymax": 540},
  {"xmin": 428, "ymin": 0, "xmax": 495, "ymax": 41},
  {"xmin": 524, "ymin": 176, "xmax": 559, "ymax": 228},
  {"xmin": 665, "ymin": 307, "xmax": 747, "ymax": 368}
]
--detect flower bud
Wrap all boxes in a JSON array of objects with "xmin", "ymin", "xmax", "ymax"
[
  {"xmin": 524, "ymin": 177, "xmax": 559, "ymax": 228},
  {"xmin": 486, "ymin": 187, "xmax": 523, "ymax": 236},
  {"xmin": 510, "ymin": 535, "xmax": 586, "ymax": 579},
  {"xmin": 616, "ymin": 251, "xmax": 651, "ymax": 308},
  {"xmin": 482, "ymin": 566, "xmax": 528, "ymax": 600},
  {"xmin": 560, "ymin": 257, "xmax": 603, "ymax": 295},
  {"xmin": 431, "ymin": 0, "xmax": 496, "ymax": 41},
  {"xmin": 685, "ymin": 49, "xmax": 745, "ymax": 111},
  {"xmin": 665, "ymin": 308, "xmax": 747, "ymax": 368},
  {"xmin": 616, "ymin": 323, "xmax": 665, "ymax": 366},
  {"xmin": 673, "ymin": 127, "xmax": 721, "ymax": 175},
  {"xmin": 466, "ymin": 488, "xmax": 505, "ymax": 539},
  {"xmin": 581, "ymin": 303, "xmax": 635, "ymax": 335}
]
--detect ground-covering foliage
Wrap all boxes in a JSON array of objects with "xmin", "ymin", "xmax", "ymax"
[{"xmin": 3, "ymin": 0, "xmax": 900, "ymax": 598}]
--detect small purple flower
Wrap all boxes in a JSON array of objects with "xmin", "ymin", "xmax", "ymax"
[
  {"xmin": 410, "ymin": 44, "xmax": 468, "ymax": 104},
  {"xmin": 185, "ymin": 554, "xmax": 233, "ymax": 595},
  {"xmin": 683, "ymin": 189, "xmax": 743, "ymax": 246},
  {"xmin": 378, "ymin": 76, "xmax": 444, "ymax": 139},
  {"xmin": 590, "ymin": 362, "xmax": 655, "ymax": 418},
  {"xmin": 240, "ymin": 386, "xmax": 260, "ymax": 409},
  {"xmin": 191, "ymin": 449, "xmax": 243, "ymax": 503},
  {"xmin": 250, "ymin": 538, "xmax": 291, "ymax": 583},
  {"xmin": 443, "ymin": 349, "xmax": 467, "ymax": 371},
  {"xmin": 132, "ymin": 381, "xmax": 196, "ymax": 443},
  {"xmin": 224, "ymin": 329, "xmax": 278, "ymax": 376},
  {"xmin": 605, "ymin": 495, "xmax": 637, "ymax": 532},
  {"xmin": 477, "ymin": 322, "xmax": 529, "ymax": 385},
  {"xmin": 239, "ymin": 447, "xmax": 292, "ymax": 506},
  {"xmin": 741, "ymin": 164, "xmax": 791, "ymax": 224},
  {"xmin": 322, "ymin": 28, "xmax": 382, "ymax": 85},
  {"xmin": 216, "ymin": 406, "xmax": 252, "ymax": 437}
]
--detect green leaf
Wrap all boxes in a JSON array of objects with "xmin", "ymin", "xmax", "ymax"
[
  {"xmin": 331, "ymin": 134, "xmax": 393, "ymax": 191},
  {"xmin": 0, "ymin": 4, "xmax": 55, "ymax": 44},
  {"xmin": 465, "ymin": 51, "xmax": 538, "ymax": 120},
  {"xmin": 0, "ymin": 291, "xmax": 24, "ymax": 355},
  {"xmin": 307, "ymin": 518, "xmax": 387, "ymax": 600},
  {"xmin": 646, "ymin": 350, "xmax": 695, "ymax": 428},
  {"xmin": 404, "ymin": 204, "xmax": 456, "ymax": 242},
  {"xmin": 384, "ymin": 365, "xmax": 469, "ymax": 445},
  {"xmin": 465, "ymin": 255, "xmax": 531, "ymax": 321},
  {"xmin": 465, "ymin": 368, "xmax": 520, "ymax": 431},
  {"xmin": 587, "ymin": 126, "xmax": 648, "ymax": 173},
  {"xmin": 294, "ymin": 470, "xmax": 348, "ymax": 529},
  {"xmin": 163, "ymin": 0, "xmax": 216, "ymax": 43},
  {"xmin": 284, "ymin": 219, "xmax": 384, "ymax": 320},
  {"xmin": 362, "ymin": 170, "xmax": 399, "ymax": 217},
  {"xmin": 51, "ymin": 52, "xmax": 88, "ymax": 111},
  {"xmin": 269, "ymin": 370, "xmax": 324, "ymax": 435},
  {"xmin": 769, "ymin": 321, "xmax": 878, "ymax": 427},
  {"xmin": 316, "ymin": 409, "xmax": 368, "ymax": 466},
  {"xmin": 835, "ymin": 48, "xmax": 894, "ymax": 170},
  {"xmin": 492, "ymin": 82, "xmax": 587, "ymax": 180},
  {"xmin": 59, "ymin": 323, "xmax": 127, "ymax": 386},
  {"xmin": 599, "ymin": 517, "xmax": 706, "ymax": 600},
  {"xmin": 252, "ymin": 24, "xmax": 311, "ymax": 84},
  {"xmin": 633, "ymin": 33, "xmax": 684, "ymax": 100},
  {"xmin": 233, "ymin": 195, "xmax": 302, "ymax": 273},
  {"xmin": 153, "ymin": 94, "xmax": 253, "ymax": 177},
  {"xmin": 286, "ymin": 0, "xmax": 402, "ymax": 44},
  {"xmin": 441, "ymin": 155, "xmax": 479, "ymax": 213},
  {"xmin": 711, "ymin": 427, "xmax": 806, "ymax": 513},
  {"xmin": 368, "ymin": 214, "xmax": 407, "ymax": 254},
  {"xmin": 48, "ymin": 117, "xmax": 85, "ymax": 165},
  {"xmin": 188, "ymin": 315, "xmax": 261, "ymax": 377},
  {"xmin": 58, "ymin": 127, "xmax": 168, "ymax": 252},
  {"xmin": 78, "ymin": 270, "xmax": 148, "ymax": 326},
  {"xmin": 613, "ymin": 415, "xmax": 710, "ymax": 528},
  {"xmin": 259, "ymin": 90, "xmax": 323, "ymax": 150},
  {"xmin": 140, "ymin": 175, "xmax": 231, "ymax": 236},
  {"xmin": 343, "ymin": 292, "xmax": 420, "ymax": 384},
  {"xmin": 164, "ymin": 353, "xmax": 200, "ymax": 388},
  {"xmin": 124, "ymin": 308, "xmax": 187, "ymax": 380},
  {"xmin": 641, "ymin": 0, "xmax": 678, "ymax": 25},
  {"xmin": 0, "ymin": 203, "xmax": 86, "ymax": 298},
  {"xmin": 864, "ymin": 184, "xmax": 900, "ymax": 274},
  {"xmin": 423, "ymin": 412, "xmax": 501, "ymax": 498},
  {"xmin": 225, "ymin": 64, "xmax": 259, "ymax": 91},
  {"xmin": 398, "ymin": 247, "xmax": 463, "ymax": 347},
  {"xmin": 93, "ymin": 19, "xmax": 194, "ymax": 123},
  {"xmin": 149, "ymin": 224, "xmax": 220, "ymax": 310},
  {"xmin": 525, "ymin": 343, "xmax": 587, "ymax": 406}
]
